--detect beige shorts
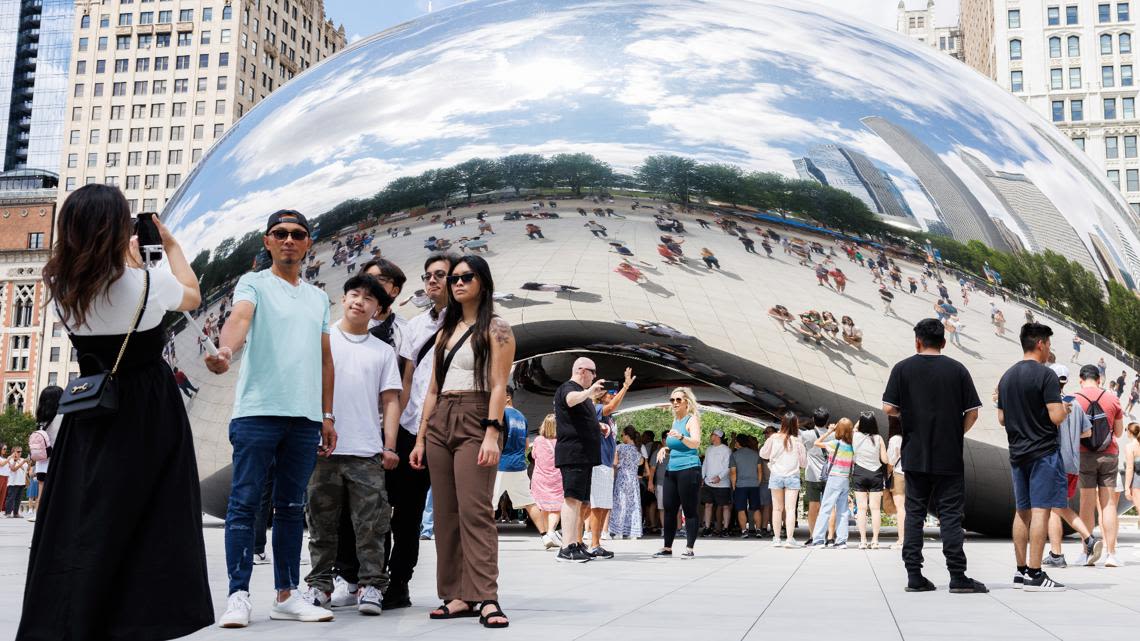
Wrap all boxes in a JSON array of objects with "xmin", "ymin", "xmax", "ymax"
[{"xmin": 491, "ymin": 470, "xmax": 535, "ymax": 509}]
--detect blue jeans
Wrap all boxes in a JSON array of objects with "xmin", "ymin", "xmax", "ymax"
[
  {"xmin": 811, "ymin": 475, "xmax": 851, "ymax": 544},
  {"xmin": 420, "ymin": 487, "xmax": 434, "ymax": 537},
  {"xmin": 225, "ymin": 416, "xmax": 321, "ymax": 594}
]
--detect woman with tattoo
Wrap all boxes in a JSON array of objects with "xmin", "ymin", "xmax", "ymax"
[{"xmin": 410, "ymin": 254, "xmax": 515, "ymax": 629}]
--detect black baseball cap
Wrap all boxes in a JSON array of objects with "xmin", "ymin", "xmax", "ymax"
[{"xmin": 265, "ymin": 209, "xmax": 311, "ymax": 234}]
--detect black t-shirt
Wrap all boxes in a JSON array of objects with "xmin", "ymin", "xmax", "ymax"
[
  {"xmin": 553, "ymin": 380, "xmax": 600, "ymax": 467},
  {"xmin": 882, "ymin": 354, "xmax": 981, "ymax": 474},
  {"xmin": 996, "ymin": 360, "xmax": 1062, "ymax": 464}
]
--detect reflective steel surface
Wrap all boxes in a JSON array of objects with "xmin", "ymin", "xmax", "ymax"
[{"xmin": 165, "ymin": 0, "xmax": 1140, "ymax": 535}]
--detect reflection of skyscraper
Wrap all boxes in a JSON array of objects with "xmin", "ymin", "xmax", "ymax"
[
  {"xmin": 926, "ymin": 219, "xmax": 953, "ymax": 238},
  {"xmin": 793, "ymin": 158, "xmax": 823, "ymax": 184},
  {"xmin": 840, "ymin": 147, "xmax": 916, "ymax": 222},
  {"xmin": 795, "ymin": 145, "xmax": 916, "ymax": 223},
  {"xmin": 960, "ymin": 152, "xmax": 1099, "ymax": 277},
  {"xmin": 861, "ymin": 116, "xmax": 1013, "ymax": 252},
  {"xmin": 1094, "ymin": 225, "xmax": 1137, "ymax": 290},
  {"xmin": 797, "ymin": 145, "xmax": 878, "ymax": 213}
]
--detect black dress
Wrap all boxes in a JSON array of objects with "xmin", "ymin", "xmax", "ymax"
[{"xmin": 17, "ymin": 325, "xmax": 214, "ymax": 640}]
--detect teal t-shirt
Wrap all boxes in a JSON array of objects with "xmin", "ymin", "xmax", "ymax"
[
  {"xmin": 667, "ymin": 415, "xmax": 701, "ymax": 472},
  {"xmin": 232, "ymin": 270, "xmax": 330, "ymax": 423}
]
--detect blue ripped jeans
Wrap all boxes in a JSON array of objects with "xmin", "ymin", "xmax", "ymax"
[{"xmin": 225, "ymin": 416, "xmax": 320, "ymax": 594}]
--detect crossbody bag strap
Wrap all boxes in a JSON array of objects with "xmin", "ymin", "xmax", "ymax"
[
  {"xmin": 434, "ymin": 326, "xmax": 475, "ymax": 389},
  {"xmin": 110, "ymin": 269, "xmax": 149, "ymax": 376}
]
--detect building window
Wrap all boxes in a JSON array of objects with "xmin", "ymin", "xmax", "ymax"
[
  {"xmin": 98, "ymin": 36, "xmax": 107, "ymax": 51},
  {"xmin": 1125, "ymin": 96, "xmax": 1136, "ymax": 117},
  {"xmin": 144, "ymin": 174, "xmax": 158, "ymax": 189},
  {"xmin": 170, "ymin": 126, "xmax": 184, "ymax": 141},
  {"xmin": 1102, "ymin": 33, "xmax": 1114, "ymax": 53},
  {"xmin": 1011, "ymin": 70, "xmax": 1025, "ymax": 92},
  {"xmin": 156, "ymin": 33, "xmax": 170, "ymax": 47},
  {"xmin": 1124, "ymin": 64, "xmax": 1134, "ymax": 85},
  {"xmin": 1107, "ymin": 135, "xmax": 1120, "ymax": 158},
  {"xmin": 1126, "ymin": 135, "xmax": 1138, "ymax": 158},
  {"xmin": 1068, "ymin": 35, "xmax": 1081, "ymax": 56},
  {"xmin": 49, "ymin": 347, "xmax": 59, "ymax": 362},
  {"xmin": 203, "ymin": 7, "xmax": 213, "ymax": 21},
  {"xmin": 12, "ymin": 285, "xmax": 33, "ymax": 328},
  {"xmin": 1121, "ymin": 2, "xmax": 1132, "ymax": 20},
  {"xmin": 166, "ymin": 174, "xmax": 180, "ymax": 189},
  {"xmin": 140, "ymin": 11, "xmax": 153, "ymax": 24},
  {"xmin": 1008, "ymin": 9, "xmax": 1021, "ymax": 28},
  {"xmin": 1104, "ymin": 65, "xmax": 1116, "ymax": 86},
  {"xmin": 1073, "ymin": 137, "xmax": 1086, "ymax": 150},
  {"xmin": 1122, "ymin": 32, "xmax": 1133, "ymax": 52},
  {"xmin": 1010, "ymin": 39, "xmax": 1023, "ymax": 60},
  {"xmin": 27, "ymin": 232, "xmax": 43, "ymax": 249},
  {"xmin": 1105, "ymin": 97, "xmax": 1117, "ymax": 118},
  {"xmin": 178, "ymin": 32, "xmax": 193, "ymax": 46},
  {"xmin": 1128, "ymin": 168, "xmax": 1139, "ymax": 191},
  {"xmin": 1108, "ymin": 169, "xmax": 1119, "ymax": 187},
  {"xmin": 1067, "ymin": 5, "xmax": 1079, "ymax": 24},
  {"xmin": 219, "ymin": 52, "xmax": 229, "ymax": 67},
  {"xmin": 1070, "ymin": 67, "xmax": 1082, "ymax": 88},
  {"xmin": 1101, "ymin": 3, "xmax": 1112, "ymax": 21},
  {"xmin": 118, "ymin": 13, "xmax": 132, "ymax": 26},
  {"xmin": 1049, "ymin": 6, "xmax": 1061, "ymax": 25},
  {"xmin": 168, "ymin": 149, "xmax": 182, "ymax": 164},
  {"xmin": 1072, "ymin": 99, "xmax": 1084, "ymax": 120},
  {"xmin": 66, "ymin": 153, "xmax": 77, "ymax": 168},
  {"xmin": 80, "ymin": 14, "xmax": 90, "ymax": 28},
  {"xmin": 6, "ymin": 382, "xmax": 26, "ymax": 411},
  {"xmin": 158, "ymin": 10, "xmax": 171, "ymax": 23},
  {"xmin": 223, "ymin": 5, "xmax": 232, "ymax": 19},
  {"xmin": 176, "ymin": 55, "xmax": 190, "ymax": 69},
  {"xmin": 179, "ymin": 8, "xmax": 193, "ymax": 21},
  {"xmin": 1050, "ymin": 36, "xmax": 1063, "ymax": 57},
  {"xmin": 154, "ymin": 56, "xmax": 169, "ymax": 71},
  {"xmin": 199, "ymin": 53, "xmax": 209, "ymax": 67},
  {"xmin": 215, "ymin": 99, "xmax": 226, "ymax": 114},
  {"xmin": 214, "ymin": 123, "xmax": 225, "ymax": 137}
]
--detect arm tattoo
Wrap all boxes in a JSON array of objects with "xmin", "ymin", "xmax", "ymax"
[{"xmin": 490, "ymin": 316, "xmax": 513, "ymax": 346}]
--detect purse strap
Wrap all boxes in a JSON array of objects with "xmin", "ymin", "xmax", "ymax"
[
  {"xmin": 434, "ymin": 325, "xmax": 475, "ymax": 389},
  {"xmin": 110, "ymin": 269, "xmax": 150, "ymax": 376}
]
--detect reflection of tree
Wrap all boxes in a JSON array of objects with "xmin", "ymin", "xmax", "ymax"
[
  {"xmin": 545, "ymin": 153, "xmax": 613, "ymax": 197},
  {"xmin": 454, "ymin": 158, "xmax": 502, "ymax": 202},
  {"xmin": 499, "ymin": 153, "xmax": 545, "ymax": 195}
]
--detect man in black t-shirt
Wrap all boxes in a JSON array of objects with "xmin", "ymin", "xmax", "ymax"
[
  {"xmin": 553, "ymin": 356, "xmax": 607, "ymax": 563},
  {"xmin": 996, "ymin": 322, "xmax": 1068, "ymax": 592},
  {"xmin": 883, "ymin": 318, "xmax": 986, "ymax": 594}
]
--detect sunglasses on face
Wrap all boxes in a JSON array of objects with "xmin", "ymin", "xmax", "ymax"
[
  {"xmin": 268, "ymin": 229, "xmax": 309, "ymax": 241},
  {"xmin": 670, "ymin": 397, "xmax": 685, "ymax": 403},
  {"xmin": 421, "ymin": 270, "xmax": 448, "ymax": 282},
  {"xmin": 580, "ymin": 367, "xmax": 595, "ymax": 375},
  {"xmin": 447, "ymin": 272, "xmax": 476, "ymax": 285}
]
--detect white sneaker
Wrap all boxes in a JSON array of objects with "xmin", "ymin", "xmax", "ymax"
[
  {"xmin": 784, "ymin": 539, "xmax": 804, "ymax": 548},
  {"xmin": 1075, "ymin": 552, "xmax": 1089, "ymax": 566},
  {"xmin": 357, "ymin": 586, "xmax": 382, "ymax": 616},
  {"xmin": 772, "ymin": 537, "xmax": 783, "ymax": 548},
  {"xmin": 329, "ymin": 576, "xmax": 358, "ymax": 608},
  {"xmin": 300, "ymin": 586, "xmax": 331, "ymax": 609},
  {"xmin": 551, "ymin": 530, "xmax": 563, "ymax": 545},
  {"xmin": 252, "ymin": 552, "xmax": 271, "ymax": 565},
  {"xmin": 542, "ymin": 533, "xmax": 558, "ymax": 550},
  {"xmin": 601, "ymin": 531, "xmax": 612, "ymax": 541},
  {"xmin": 270, "ymin": 590, "xmax": 335, "ymax": 622},
  {"xmin": 219, "ymin": 591, "xmax": 252, "ymax": 628},
  {"xmin": 1103, "ymin": 554, "xmax": 1122, "ymax": 567}
]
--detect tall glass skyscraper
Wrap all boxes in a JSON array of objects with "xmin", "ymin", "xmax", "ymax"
[{"xmin": 0, "ymin": 0, "xmax": 72, "ymax": 172}]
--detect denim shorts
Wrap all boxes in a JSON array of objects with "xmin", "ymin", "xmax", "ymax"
[
  {"xmin": 1010, "ymin": 450, "xmax": 1067, "ymax": 510},
  {"xmin": 768, "ymin": 474, "xmax": 801, "ymax": 490}
]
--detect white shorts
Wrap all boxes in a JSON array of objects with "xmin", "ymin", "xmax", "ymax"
[
  {"xmin": 491, "ymin": 470, "xmax": 535, "ymax": 509},
  {"xmin": 590, "ymin": 465, "xmax": 614, "ymax": 509}
]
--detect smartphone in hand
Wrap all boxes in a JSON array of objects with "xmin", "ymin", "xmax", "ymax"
[{"xmin": 136, "ymin": 212, "xmax": 163, "ymax": 264}]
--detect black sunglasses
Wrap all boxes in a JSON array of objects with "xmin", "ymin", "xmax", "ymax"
[
  {"xmin": 447, "ymin": 272, "xmax": 476, "ymax": 285},
  {"xmin": 268, "ymin": 229, "xmax": 309, "ymax": 241},
  {"xmin": 421, "ymin": 270, "xmax": 448, "ymax": 282},
  {"xmin": 670, "ymin": 397, "xmax": 685, "ymax": 403}
]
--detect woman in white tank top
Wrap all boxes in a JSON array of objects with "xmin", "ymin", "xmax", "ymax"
[{"xmin": 851, "ymin": 412, "xmax": 888, "ymax": 549}]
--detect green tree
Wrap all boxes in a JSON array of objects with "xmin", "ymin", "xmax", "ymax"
[
  {"xmin": 546, "ymin": 153, "xmax": 611, "ymax": 197},
  {"xmin": 694, "ymin": 163, "xmax": 745, "ymax": 206},
  {"xmin": 637, "ymin": 154, "xmax": 698, "ymax": 204},
  {"xmin": 189, "ymin": 250, "xmax": 210, "ymax": 280},
  {"xmin": 0, "ymin": 407, "xmax": 38, "ymax": 453},
  {"xmin": 453, "ymin": 157, "xmax": 502, "ymax": 202},
  {"xmin": 497, "ymin": 154, "xmax": 545, "ymax": 195},
  {"xmin": 1107, "ymin": 281, "xmax": 1140, "ymax": 354}
]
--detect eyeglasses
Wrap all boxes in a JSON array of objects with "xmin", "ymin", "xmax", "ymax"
[
  {"xmin": 580, "ymin": 367, "xmax": 595, "ymax": 374},
  {"xmin": 268, "ymin": 229, "xmax": 309, "ymax": 241},
  {"xmin": 670, "ymin": 397, "xmax": 685, "ymax": 403},
  {"xmin": 421, "ymin": 270, "xmax": 448, "ymax": 282},
  {"xmin": 447, "ymin": 272, "xmax": 476, "ymax": 285}
]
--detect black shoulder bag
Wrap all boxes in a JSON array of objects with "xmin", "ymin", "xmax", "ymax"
[{"xmin": 60, "ymin": 270, "xmax": 150, "ymax": 419}]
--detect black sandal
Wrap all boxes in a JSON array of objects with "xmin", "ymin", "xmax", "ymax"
[
  {"xmin": 429, "ymin": 600, "xmax": 479, "ymax": 619},
  {"xmin": 478, "ymin": 600, "xmax": 510, "ymax": 629}
]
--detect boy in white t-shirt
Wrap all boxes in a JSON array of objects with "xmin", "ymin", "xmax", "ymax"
[
  {"xmin": 302, "ymin": 276, "xmax": 403, "ymax": 615},
  {"xmin": 5, "ymin": 446, "xmax": 28, "ymax": 517}
]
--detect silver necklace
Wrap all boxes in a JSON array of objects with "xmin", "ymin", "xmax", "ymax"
[{"xmin": 337, "ymin": 322, "xmax": 370, "ymax": 344}]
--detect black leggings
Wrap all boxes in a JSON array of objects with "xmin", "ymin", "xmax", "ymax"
[{"xmin": 663, "ymin": 467, "xmax": 701, "ymax": 549}]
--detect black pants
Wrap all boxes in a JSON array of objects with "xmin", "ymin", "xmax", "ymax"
[
  {"xmin": 903, "ymin": 471, "xmax": 967, "ymax": 577},
  {"xmin": 383, "ymin": 427, "xmax": 431, "ymax": 586},
  {"xmin": 663, "ymin": 467, "xmax": 701, "ymax": 549},
  {"xmin": 4, "ymin": 484, "xmax": 24, "ymax": 515}
]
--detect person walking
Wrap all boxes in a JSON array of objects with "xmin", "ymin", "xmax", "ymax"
[
  {"xmin": 21, "ymin": 184, "xmax": 213, "ymax": 639},
  {"xmin": 851, "ymin": 412, "xmax": 888, "ymax": 549},
  {"xmin": 172, "ymin": 366, "xmax": 200, "ymax": 398},
  {"xmin": 883, "ymin": 318, "xmax": 986, "ymax": 593},
  {"xmin": 730, "ymin": 433, "xmax": 764, "ymax": 538},
  {"xmin": 654, "ymin": 388, "xmax": 704, "ymax": 558},
  {"xmin": 997, "ymin": 322, "xmax": 1069, "ymax": 592},
  {"xmin": 809, "ymin": 419, "xmax": 854, "ymax": 548},
  {"xmin": 552, "ymin": 357, "xmax": 608, "ymax": 563},
  {"xmin": 490, "ymin": 388, "xmax": 547, "ymax": 547},
  {"xmin": 610, "ymin": 426, "xmax": 644, "ymax": 539},
  {"xmin": 530, "ymin": 414, "xmax": 565, "ymax": 549},
  {"xmin": 760, "ymin": 412, "xmax": 807, "ymax": 547},
  {"xmin": 205, "ymin": 209, "xmax": 337, "ymax": 627},
  {"xmin": 301, "ymin": 276, "xmax": 402, "ymax": 615},
  {"xmin": 1073, "ymin": 364, "xmax": 1125, "ymax": 567},
  {"xmin": 409, "ymin": 254, "xmax": 514, "ymax": 629}
]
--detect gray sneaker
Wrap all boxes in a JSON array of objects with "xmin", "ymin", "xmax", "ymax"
[
  {"xmin": 1084, "ymin": 536, "xmax": 1104, "ymax": 566},
  {"xmin": 1042, "ymin": 553, "xmax": 1067, "ymax": 568}
]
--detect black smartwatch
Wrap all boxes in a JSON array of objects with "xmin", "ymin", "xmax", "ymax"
[{"xmin": 480, "ymin": 418, "xmax": 503, "ymax": 429}]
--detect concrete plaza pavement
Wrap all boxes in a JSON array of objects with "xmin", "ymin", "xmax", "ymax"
[{"xmin": 3, "ymin": 517, "xmax": 1140, "ymax": 640}]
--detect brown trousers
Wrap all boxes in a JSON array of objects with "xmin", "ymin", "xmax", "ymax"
[{"xmin": 425, "ymin": 391, "xmax": 500, "ymax": 602}]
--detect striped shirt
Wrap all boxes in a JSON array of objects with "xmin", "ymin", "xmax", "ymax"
[{"xmin": 823, "ymin": 439, "xmax": 854, "ymax": 478}]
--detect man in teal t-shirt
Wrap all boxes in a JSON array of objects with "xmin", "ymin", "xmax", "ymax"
[{"xmin": 205, "ymin": 210, "xmax": 336, "ymax": 627}]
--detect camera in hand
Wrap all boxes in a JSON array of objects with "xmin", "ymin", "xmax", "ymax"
[
  {"xmin": 135, "ymin": 212, "xmax": 163, "ymax": 266},
  {"xmin": 603, "ymin": 381, "xmax": 621, "ymax": 393}
]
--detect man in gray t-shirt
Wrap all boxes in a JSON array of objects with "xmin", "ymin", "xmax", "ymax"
[
  {"xmin": 800, "ymin": 408, "xmax": 837, "ymax": 546},
  {"xmin": 729, "ymin": 438, "xmax": 763, "ymax": 537}
]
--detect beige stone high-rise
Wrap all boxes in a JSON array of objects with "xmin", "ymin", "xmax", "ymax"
[{"xmin": 42, "ymin": 0, "xmax": 344, "ymax": 390}]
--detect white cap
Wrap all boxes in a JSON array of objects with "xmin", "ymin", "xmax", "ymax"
[{"xmin": 1050, "ymin": 364, "xmax": 1070, "ymax": 381}]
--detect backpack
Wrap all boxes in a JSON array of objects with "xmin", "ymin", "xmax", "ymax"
[
  {"xmin": 28, "ymin": 428, "xmax": 50, "ymax": 462},
  {"xmin": 1076, "ymin": 390, "xmax": 1114, "ymax": 452}
]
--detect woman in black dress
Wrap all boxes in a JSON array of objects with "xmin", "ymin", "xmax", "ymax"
[{"xmin": 18, "ymin": 185, "xmax": 212, "ymax": 640}]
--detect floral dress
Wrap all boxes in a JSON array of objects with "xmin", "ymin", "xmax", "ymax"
[{"xmin": 609, "ymin": 442, "xmax": 643, "ymax": 538}]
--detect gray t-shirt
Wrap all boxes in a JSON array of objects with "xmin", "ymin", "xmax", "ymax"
[
  {"xmin": 729, "ymin": 448, "xmax": 761, "ymax": 488},
  {"xmin": 801, "ymin": 427, "xmax": 828, "ymax": 482}
]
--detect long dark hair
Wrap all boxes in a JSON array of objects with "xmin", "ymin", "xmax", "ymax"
[
  {"xmin": 434, "ymin": 255, "xmax": 495, "ymax": 392},
  {"xmin": 36, "ymin": 386, "xmax": 63, "ymax": 426},
  {"xmin": 44, "ymin": 185, "xmax": 133, "ymax": 328},
  {"xmin": 855, "ymin": 411, "xmax": 879, "ymax": 440},
  {"xmin": 779, "ymin": 411, "xmax": 799, "ymax": 450}
]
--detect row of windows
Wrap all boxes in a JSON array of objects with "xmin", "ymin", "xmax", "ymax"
[
  {"xmin": 1051, "ymin": 96, "xmax": 1137, "ymax": 121},
  {"xmin": 80, "ymin": 5, "xmax": 232, "ymax": 28},
  {"xmin": 1037, "ymin": 3, "xmax": 1133, "ymax": 27},
  {"xmin": 76, "ymin": 53, "xmax": 231, "ymax": 74},
  {"xmin": 1009, "ymin": 32, "xmax": 1133, "ymax": 60},
  {"xmin": 1104, "ymin": 135, "xmax": 1140, "ymax": 158},
  {"xmin": 74, "ymin": 74, "xmax": 230, "ymax": 97},
  {"xmin": 64, "ymin": 173, "xmax": 184, "ymax": 191},
  {"xmin": 72, "ymin": 96, "xmax": 229, "ymax": 122},
  {"xmin": 77, "ymin": 29, "xmax": 232, "ymax": 52},
  {"xmin": 68, "ymin": 147, "xmax": 201, "ymax": 169},
  {"xmin": 67, "ymin": 122, "xmax": 226, "ymax": 146},
  {"xmin": 1107, "ymin": 168, "xmax": 1140, "ymax": 190}
]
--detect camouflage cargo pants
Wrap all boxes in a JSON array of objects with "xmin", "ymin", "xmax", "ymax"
[{"xmin": 305, "ymin": 454, "xmax": 391, "ymax": 592}]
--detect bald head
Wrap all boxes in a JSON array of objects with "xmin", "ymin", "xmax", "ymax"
[{"xmin": 571, "ymin": 357, "xmax": 597, "ymax": 386}]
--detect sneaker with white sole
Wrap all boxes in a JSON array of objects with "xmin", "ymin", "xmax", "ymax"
[
  {"xmin": 1085, "ymin": 536, "xmax": 1104, "ymax": 565},
  {"xmin": 542, "ymin": 533, "xmax": 558, "ymax": 550},
  {"xmin": 1012, "ymin": 570, "xmax": 1027, "ymax": 589},
  {"xmin": 329, "ymin": 576, "xmax": 358, "ymax": 608},
  {"xmin": 270, "ymin": 590, "xmax": 335, "ymax": 622},
  {"xmin": 785, "ymin": 539, "xmax": 804, "ymax": 548},
  {"xmin": 357, "ymin": 586, "xmax": 383, "ymax": 616},
  {"xmin": 1103, "ymin": 554, "xmax": 1122, "ymax": 567},
  {"xmin": 252, "ymin": 552, "xmax": 271, "ymax": 565},
  {"xmin": 301, "ymin": 586, "xmax": 331, "ymax": 609},
  {"xmin": 772, "ymin": 537, "xmax": 783, "ymax": 548},
  {"xmin": 1023, "ymin": 571, "xmax": 1065, "ymax": 592},
  {"xmin": 219, "ymin": 591, "xmax": 252, "ymax": 628}
]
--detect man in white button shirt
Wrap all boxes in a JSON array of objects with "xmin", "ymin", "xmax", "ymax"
[{"xmin": 382, "ymin": 252, "xmax": 454, "ymax": 610}]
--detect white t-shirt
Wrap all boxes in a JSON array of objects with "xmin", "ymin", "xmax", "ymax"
[
  {"xmin": 9, "ymin": 458, "xmax": 27, "ymax": 485},
  {"xmin": 702, "ymin": 443, "xmax": 732, "ymax": 487},
  {"xmin": 330, "ymin": 321, "xmax": 403, "ymax": 457},
  {"xmin": 853, "ymin": 432, "xmax": 883, "ymax": 472},
  {"xmin": 398, "ymin": 308, "xmax": 444, "ymax": 435},
  {"xmin": 61, "ymin": 266, "xmax": 184, "ymax": 334},
  {"xmin": 888, "ymin": 434, "xmax": 904, "ymax": 475},
  {"xmin": 0, "ymin": 455, "xmax": 8, "ymax": 478}
]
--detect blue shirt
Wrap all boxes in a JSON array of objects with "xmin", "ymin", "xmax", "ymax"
[
  {"xmin": 596, "ymin": 405, "xmax": 617, "ymax": 466},
  {"xmin": 499, "ymin": 407, "xmax": 529, "ymax": 472},
  {"xmin": 667, "ymin": 415, "xmax": 701, "ymax": 471},
  {"xmin": 232, "ymin": 270, "xmax": 330, "ymax": 423}
]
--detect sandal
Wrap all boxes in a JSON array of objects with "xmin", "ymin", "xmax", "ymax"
[
  {"xmin": 479, "ymin": 600, "xmax": 510, "ymax": 629},
  {"xmin": 429, "ymin": 600, "xmax": 479, "ymax": 620}
]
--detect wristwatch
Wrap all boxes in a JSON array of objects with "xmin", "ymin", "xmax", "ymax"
[{"xmin": 323, "ymin": 412, "xmax": 336, "ymax": 422}]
